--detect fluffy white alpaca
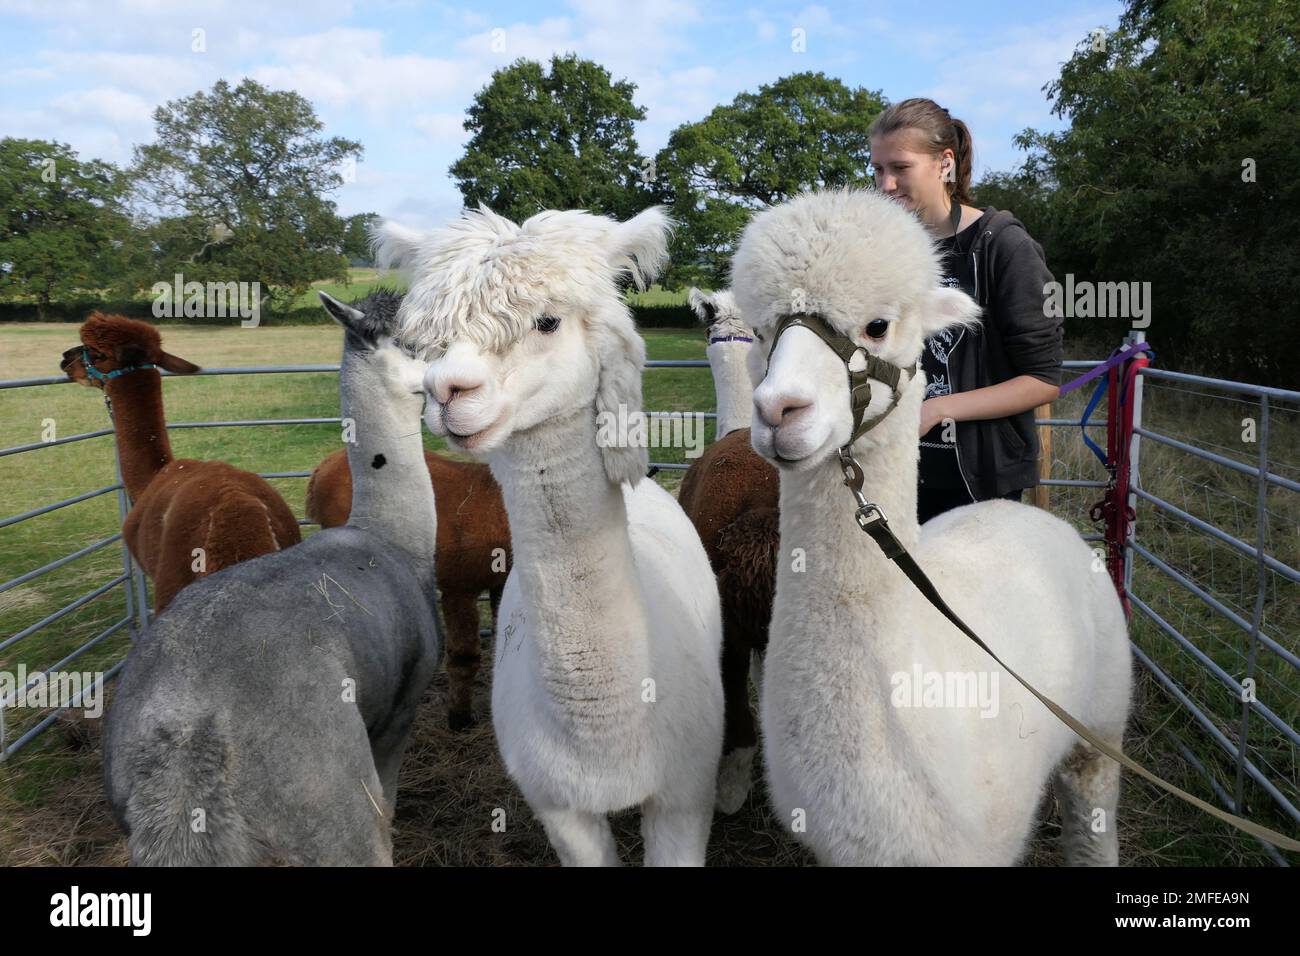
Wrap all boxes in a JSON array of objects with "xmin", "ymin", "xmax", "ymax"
[
  {"xmin": 733, "ymin": 188, "xmax": 1132, "ymax": 866},
  {"xmin": 688, "ymin": 288, "xmax": 756, "ymax": 438},
  {"xmin": 376, "ymin": 206, "xmax": 724, "ymax": 866}
]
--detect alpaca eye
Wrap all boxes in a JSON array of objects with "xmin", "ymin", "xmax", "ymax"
[
  {"xmin": 865, "ymin": 319, "xmax": 889, "ymax": 339},
  {"xmin": 754, "ymin": 331, "xmax": 765, "ymax": 343},
  {"xmin": 535, "ymin": 315, "xmax": 561, "ymax": 334}
]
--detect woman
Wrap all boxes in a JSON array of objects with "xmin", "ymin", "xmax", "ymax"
[{"xmin": 868, "ymin": 98, "xmax": 1062, "ymax": 524}]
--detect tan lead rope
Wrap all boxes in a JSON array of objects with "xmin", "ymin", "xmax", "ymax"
[{"xmin": 838, "ymin": 451, "xmax": 1300, "ymax": 854}]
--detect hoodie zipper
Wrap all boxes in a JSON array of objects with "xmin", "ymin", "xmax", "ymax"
[{"xmin": 949, "ymin": 230, "xmax": 991, "ymax": 503}]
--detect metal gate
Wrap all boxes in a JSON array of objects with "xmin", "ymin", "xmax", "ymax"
[{"xmin": 1, "ymin": 348, "xmax": 1296, "ymax": 863}]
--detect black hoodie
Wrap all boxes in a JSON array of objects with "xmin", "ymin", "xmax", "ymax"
[{"xmin": 929, "ymin": 206, "xmax": 1062, "ymax": 498}]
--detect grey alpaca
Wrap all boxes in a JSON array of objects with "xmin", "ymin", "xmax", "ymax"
[{"xmin": 103, "ymin": 289, "xmax": 443, "ymax": 866}]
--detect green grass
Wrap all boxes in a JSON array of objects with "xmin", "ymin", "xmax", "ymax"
[
  {"xmin": 0, "ymin": 322, "xmax": 1296, "ymax": 866},
  {"xmin": 0, "ymin": 269, "xmax": 691, "ymax": 319},
  {"xmin": 0, "ymin": 323, "xmax": 712, "ymax": 743}
]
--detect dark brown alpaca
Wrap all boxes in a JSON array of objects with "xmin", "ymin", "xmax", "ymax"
[
  {"xmin": 61, "ymin": 313, "xmax": 302, "ymax": 612},
  {"xmin": 306, "ymin": 449, "xmax": 511, "ymax": 730},
  {"xmin": 677, "ymin": 426, "xmax": 779, "ymax": 813}
]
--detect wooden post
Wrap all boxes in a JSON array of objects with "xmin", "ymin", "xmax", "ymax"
[{"xmin": 1032, "ymin": 402, "xmax": 1052, "ymax": 510}]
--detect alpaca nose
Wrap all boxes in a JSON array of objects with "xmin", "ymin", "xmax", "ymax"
[
  {"xmin": 424, "ymin": 364, "xmax": 485, "ymax": 405},
  {"xmin": 754, "ymin": 389, "xmax": 813, "ymax": 429}
]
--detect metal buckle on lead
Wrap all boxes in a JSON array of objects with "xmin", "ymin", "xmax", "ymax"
[
  {"xmin": 854, "ymin": 502, "xmax": 887, "ymax": 531},
  {"xmin": 838, "ymin": 447, "xmax": 887, "ymax": 530}
]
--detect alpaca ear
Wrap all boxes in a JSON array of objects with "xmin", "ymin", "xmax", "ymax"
[
  {"xmin": 687, "ymin": 288, "xmax": 716, "ymax": 324},
  {"xmin": 157, "ymin": 351, "xmax": 200, "ymax": 375},
  {"xmin": 919, "ymin": 286, "xmax": 982, "ymax": 339},
  {"xmin": 609, "ymin": 206, "xmax": 672, "ymax": 292},
  {"xmin": 371, "ymin": 220, "xmax": 426, "ymax": 272},
  {"xmin": 593, "ymin": 316, "xmax": 649, "ymax": 487},
  {"xmin": 319, "ymin": 292, "xmax": 366, "ymax": 329}
]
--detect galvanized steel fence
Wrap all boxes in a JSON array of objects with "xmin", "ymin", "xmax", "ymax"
[{"xmin": 1, "ymin": 350, "xmax": 1296, "ymax": 863}]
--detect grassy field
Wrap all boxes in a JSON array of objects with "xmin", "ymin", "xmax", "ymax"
[{"xmin": 0, "ymin": 318, "xmax": 1296, "ymax": 866}]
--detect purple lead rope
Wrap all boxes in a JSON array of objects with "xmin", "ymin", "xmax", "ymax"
[{"xmin": 1057, "ymin": 340, "xmax": 1153, "ymax": 396}]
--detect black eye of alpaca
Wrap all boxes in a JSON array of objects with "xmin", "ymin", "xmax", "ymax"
[
  {"xmin": 865, "ymin": 319, "xmax": 889, "ymax": 339},
  {"xmin": 754, "ymin": 331, "xmax": 765, "ymax": 343},
  {"xmin": 535, "ymin": 315, "xmax": 561, "ymax": 334}
]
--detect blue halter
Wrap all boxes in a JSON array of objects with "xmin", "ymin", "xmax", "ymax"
[{"xmin": 79, "ymin": 346, "xmax": 156, "ymax": 383}]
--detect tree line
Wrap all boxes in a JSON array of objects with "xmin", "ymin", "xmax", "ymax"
[{"xmin": 0, "ymin": 0, "xmax": 1294, "ymax": 384}]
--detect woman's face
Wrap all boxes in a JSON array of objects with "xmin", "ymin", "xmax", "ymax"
[{"xmin": 870, "ymin": 130, "xmax": 953, "ymax": 216}]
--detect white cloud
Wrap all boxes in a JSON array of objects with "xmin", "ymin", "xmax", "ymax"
[
  {"xmin": 50, "ymin": 86, "xmax": 154, "ymax": 125},
  {"xmin": 412, "ymin": 112, "xmax": 470, "ymax": 148}
]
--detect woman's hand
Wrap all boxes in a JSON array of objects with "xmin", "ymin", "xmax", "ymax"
[{"xmin": 919, "ymin": 396, "xmax": 952, "ymax": 436}]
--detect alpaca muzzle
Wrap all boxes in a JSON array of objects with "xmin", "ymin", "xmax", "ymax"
[{"xmin": 766, "ymin": 312, "xmax": 916, "ymax": 448}]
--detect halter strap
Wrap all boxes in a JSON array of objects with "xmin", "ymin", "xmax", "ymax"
[
  {"xmin": 766, "ymin": 312, "xmax": 917, "ymax": 446},
  {"xmin": 80, "ymin": 346, "xmax": 156, "ymax": 384}
]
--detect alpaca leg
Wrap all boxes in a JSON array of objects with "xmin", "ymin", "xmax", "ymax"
[
  {"xmin": 716, "ymin": 633, "xmax": 757, "ymax": 814},
  {"xmin": 1054, "ymin": 741, "xmax": 1121, "ymax": 866},
  {"xmin": 641, "ymin": 796, "xmax": 711, "ymax": 867},
  {"xmin": 372, "ymin": 718, "xmax": 418, "ymax": 818},
  {"xmin": 488, "ymin": 584, "xmax": 504, "ymax": 629},
  {"xmin": 534, "ymin": 808, "xmax": 620, "ymax": 867},
  {"xmin": 441, "ymin": 590, "xmax": 482, "ymax": 730},
  {"xmin": 750, "ymin": 647, "xmax": 765, "ymax": 699}
]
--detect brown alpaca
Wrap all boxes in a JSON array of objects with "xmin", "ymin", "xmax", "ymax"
[
  {"xmin": 61, "ymin": 313, "xmax": 302, "ymax": 612},
  {"xmin": 306, "ymin": 448, "xmax": 511, "ymax": 730},
  {"xmin": 677, "ymin": 426, "xmax": 778, "ymax": 813}
]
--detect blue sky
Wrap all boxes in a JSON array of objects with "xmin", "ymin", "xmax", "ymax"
[{"xmin": 0, "ymin": 0, "xmax": 1122, "ymax": 228}]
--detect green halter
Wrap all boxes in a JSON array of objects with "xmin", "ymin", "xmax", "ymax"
[{"xmin": 766, "ymin": 312, "xmax": 917, "ymax": 447}]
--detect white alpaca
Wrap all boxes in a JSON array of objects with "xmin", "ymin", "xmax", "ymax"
[
  {"xmin": 688, "ymin": 288, "xmax": 757, "ymax": 438},
  {"xmin": 733, "ymin": 188, "xmax": 1132, "ymax": 866},
  {"xmin": 376, "ymin": 205, "xmax": 724, "ymax": 866}
]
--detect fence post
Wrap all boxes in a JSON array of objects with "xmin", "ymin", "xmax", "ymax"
[
  {"xmin": 1033, "ymin": 402, "xmax": 1052, "ymax": 509},
  {"xmin": 113, "ymin": 432, "xmax": 139, "ymax": 639},
  {"xmin": 1123, "ymin": 330, "xmax": 1147, "ymax": 602},
  {"xmin": 1235, "ymin": 393, "xmax": 1269, "ymax": 809}
]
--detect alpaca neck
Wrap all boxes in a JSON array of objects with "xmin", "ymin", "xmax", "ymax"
[
  {"xmin": 775, "ymin": 374, "xmax": 926, "ymax": 662},
  {"xmin": 104, "ymin": 370, "xmax": 174, "ymax": 500},
  {"xmin": 707, "ymin": 339, "xmax": 754, "ymax": 438},
  {"xmin": 339, "ymin": 362, "xmax": 438, "ymax": 591},
  {"xmin": 489, "ymin": 406, "xmax": 648, "ymax": 732}
]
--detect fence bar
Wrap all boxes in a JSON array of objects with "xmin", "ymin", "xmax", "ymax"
[
  {"xmin": 1133, "ymin": 487, "xmax": 1300, "ymax": 585},
  {"xmin": 167, "ymin": 417, "xmax": 341, "ymax": 429},
  {"xmin": 0, "ymin": 428, "xmax": 115, "ymax": 459},
  {"xmin": 1041, "ymin": 479, "xmax": 1109, "ymax": 488},
  {"xmin": 1038, "ymin": 418, "xmax": 1108, "ymax": 427},
  {"xmin": 1127, "ymin": 592, "xmax": 1300, "ymax": 749},
  {"xmin": 1135, "ymin": 425, "xmax": 1300, "ymax": 494},
  {"xmin": 0, "ymin": 375, "xmax": 74, "ymax": 389},
  {"xmin": 1129, "ymin": 540, "xmax": 1300, "ymax": 670},
  {"xmin": 0, "ymin": 533, "xmax": 122, "ymax": 595},
  {"xmin": 1166, "ymin": 730, "xmax": 1288, "ymax": 867},
  {"xmin": 0, "ymin": 484, "xmax": 122, "ymax": 531},
  {"xmin": 0, "ymin": 574, "xmax": 129, "ymax": 655},
  {"xmin": 0, "ymin": 616, "xmax": 132, "ymax": 709},
  {"xmin": 162, "ymin": 364, "xmax": 340, "ymax": 376},
  {"xmin": 648, "ymin": 462, "xmax": 689, "ymax": 471},
  {"xmin": 0, "ymin": 658, "xmax": 127, "ymax": 762},
  {"xmin": 1139, "ymin": 366, "xmax": 1300, "ymax": 404},
  {"xmin": 1128, "ymin": 640, "xmax": 1300, "ymax": 827}
]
